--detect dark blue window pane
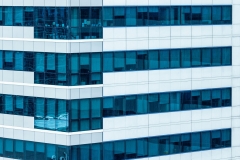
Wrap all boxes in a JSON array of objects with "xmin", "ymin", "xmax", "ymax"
[
  {"xmin": 15, "ymin": 96, "xmax": 23, "ymax": 115},
  {"xmin": 15, "ymin": 140, "xmax": 24, "ymax": 159},
  {"xmin": 46, "ymin": 144, "xmax": 56, "ymax": 159},
  {"xmin": 192, "ymin": 7, "xmax": 201, "ymax": 24},
  {"xmin": 0, "ymin": 51, "xmax": 3, "ymax": 69},
  {"xmin": 114, "ymin": 97, "xmax": 125, "ymax": 116},
  {"xmin": 91, "ymin": 73, "xmax": 102, "ymax": 84},
  {"xmin": 47, "ymin": 53, "xmax": 56, "ymax": 72},
  {"xmin": 81, "ymin": 8, "xmax": 90, "ymax": 28},
  {"xmin": 103, "ymin": 52, "xmax": 113, "ymax": 72},
  {"xmin": 57, "ymin": 54, "xmax": 67, "ymax": 74},
  {"xmin": 91, "ymin": 8, "xmax": 102, "ymax": 27},
  {"xmin": 169, "ymin": 135, "xmax": 180, "ymax": 154},
  {"xmin": 4, "ymin": 139, "xmax": 13, "ymax": 158},
  {"xmin": 4, "ymin": 95, "xmax": 13, "ymax": 114},
  {"xmin": 36, "ymin": 143, "xmax": 45, "ymax": 160},
  {"xmin": 80, "ymin": 145, "xmax": 90, "ymax": 160},
  {"xmin": 137, "ymin": 95, "xmax": 148, "ymax": 114},
  {"xmin": 181, "ymin": 134, "xmax": 190, "ymax": 152},
  {"xmin": 202, "ymin": 48, "xmax": 211, "ymax": 66},
  {"xmin": 35, "ymin": 98, "xmax": 45, "ymax": 129},
  {"xmin": 148, "ymin": 94, "xmax": 159, "ymax": 113},
  {"xmin": 159, "ymin": 93, "xmax": 170, "ymax": 112},
  {"xmin": 45, "ymin": 99, "xmax": 56, "ymax": 130},
  {"xmin": 0, "ymin": 7, "xmax": 2, "ymax": 25},
  {"xmin": 222, "ymin": 47, "xmax": 231, "ymax": 65},
  {"xmin": 114, "ymin": 52, "xmax": 125, "ymax": 71},
  {"xmin": 212, "ymin": 89, "xmax": 221, "ymax": 107},
  {"xmin": 14, "ymin": 52, "xmax": 23, "ymax": 70},
  {"xmin": 14, "ymin": 7, "xmax": 23, "ymax": 26},
  {"xmin": 159, "ymin": 136, "xmax": 169, "ymax": 155},
  {"xmin": 170, "ymin": 50, "xmax": 180, "ymax": 68},
  {"xmin": 137, "ymin": 139, "xmax": 148, "ymax": 158},
  {"xmin": 170, "ymin": 7, "xmax": 180, "ymax": 25},
  {"xmin": 149, "ymin": 7, "xmax": 159, "ymax": 25},
  {"xmin": 70, "ymin": 54, "xmax": 79, "ymax": 73},
  {"xmin": 192, "ymin": 49, "xmax": 201, "ymax": 67},
  {"xmin": 4, "ymin": 51, "xmax": 13, "ymax": 69},
  {"xmin": 160, "ymin": 50, "xmax": 170, "ymax": 68},
  {"xmin": 103, "ymin": 7, "xmax": 113, "ymax": 27},
  {"xmin": 159, "ymin": 7, "xmax": 170, "ymax": 25},
  {"xmin": 3, "ymin": 7, "xmax": 13, "ymax": 26},
  {"xmin": 126, "ymin": 51, "xmax": 137, "ymax": 71},
  {"xmin": 24, "ymin": 52, "xmax": 34, "ymax": 71},
  {"xmin": 114, "ymin": 7, "xmax": 125, "ymax": 26},
  {"xmin": 56, "ymin": 100, "xmax": 68, "ymax": 132},
  {"xmin": 24, "ymin": 7, "xmax": 34, "ymax": 26},
  {"xmin": 181, "ymin": 49, "xmax": 191, "ymax": 67},
  {"xmin": 45, "ymin": 7, "xmax": 55, "ymax": 27},
  {"xmin": 170, "ymin": 92, "xmax": 181, "ymax": 111},
  {"xmin": 126, "ymin": 140, "xmax": 136, "ymax": 158},
  {"xmin": 181, "ymin": 7, "xmax": 191, "ymax": 25},
  {"xmin": 211, "ymin": 130, "xmax": 221, "ymax": 148},
  {"xmin": 137, "ymin": 7, "xmax": 148, "ymax": 26},
  {"xmin": 212, "ymin": 6, "xmax": 222, "ymax": 24},
  {"xmin": 222, "ymin": 6, "xmax": 232, "ymax": 24},
  {"xmin": 191, "ymin": 133, "xmax": 200, "ymax": 151},
  {"xmin": 80, "ymin": 54, "xmax": 90, "ymax": 73},
  {"xmin": 25, "ymin": 141, "xmax": 34, "ymax": 160},
  {"xmin": 103, "ymin": 97, "xmax": 114, "ymax": 117},
  {"xmin": 24, "ymin": 97, "xmax": 34, "ymax": 116},
  {"xmin": 92, "ymin": 98, "xmax": 101, "ymax": 118},
  {"xmin": 181, "ymin": 91, "xmax": 191, "ymax": 110},
  {"xmin": 0, "ymin": 139, "xmax": 2, "ymax": 156},
  {"xmin": 80, "ymin": 99, "xmax": 90, "ymax": 131},
  {"xmin": 148, "ymin": 50, "xmax": 159, "ymax": 69},
  {"xmin": 125, "ymin": 96, "xmax": 136, "ymax": 115},
  {"xmin": 202, "ymin": 90, "xmax": 211, "ymax": 108},
  {"xmin": 222, "ymin": 88, "xmax": 231, "ymax": 106},
  {"xmin": 148, "ymin": 137, "xmax": 159, "ymax": 156},
  {"xmin": 212, "ymin": 48, "xmax": 221, "ymax": 66},
  {"xmin": 70, "ymin": 100, "xmax": 79, "ymax": 132},
  {"xmin": 191, "ymin": 91, "xmax": 201, "ymax": 109},
  {"xmin": 92, "ymin": 144, "xmax": 101, "ymax": 160},
  {"xmin": 103, "ymin": 142, "xmax": 113, "ymax": 160},
  {"xmin": 92, "ymin": 53, "xmax": 101, "ymax": 72},
  {"xmin": 126, "ymin": 7, "xmax": 136, "ymax": 26},
  {"xmin": 221, "ymin": 129, "xmax": 231, "ymax": 147},
  {"xmin": 114, "ymin": 141, "xmax": 125, "ymax": 160},
  {"xmin": 137, "ymin": 51, "xmax": 148, "ymax": 70},
  {"xmin": 202, "ymin": 7, "xmax": 212, "ymax": 24},
  {"xmin": 71, "ymin": 146, "xmax": 79, "ymax": 160}
]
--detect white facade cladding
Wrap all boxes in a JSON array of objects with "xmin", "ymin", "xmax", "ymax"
[{"xmin": 0, "ymin": 0, "xmax": 238, "ymax": 160}]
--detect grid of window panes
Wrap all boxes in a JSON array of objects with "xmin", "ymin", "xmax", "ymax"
[
  {"xmin": 103, "ymin": 88, "xmax": 231, "ymax": 117},
  {"xmin": 0, "ymin": 129, "xmax": 231, "ymax": 160},
  {"xmin": 103, "ymin": 6, "xmax": 232, "ymax": 26},
  {"xmin": 0, "ymin": 46, "xmax": 231, "ymax": 86},
  {"xmin": 71, "ymin": 129, "xmax": 231, "ymax": 160},
  {"xmin": 103, "ymin": 47, "xmax": 231, "ymax": 72}
]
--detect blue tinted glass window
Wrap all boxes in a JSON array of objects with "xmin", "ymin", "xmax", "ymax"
[
  {"xmin": 159, "ymin": 7, "xmax": 170, "ymax": 25},
  {"xmin": 4, "ymin": 95, "xmax": 13, "ymax": 113},
  {"xmin": 181, "ymin": 91, "xmax": 191, "ymax": 110},
  {"xmin": 45, "ymin": 99, "xmax": 56, "ymax": 130},
  {"xmin": 126, "ymin": 96, "xmax": 136, "ymax": 115},
  {"xmin": 201, "ymin": 90, "xmax": 211, "ymax": 108},
  {"xmin": 46, "ymin": 53, "xmax": 56, "ymax": 72},
  {"xmin": 92, "ymin": 144, "xmax": 101, "ymax": 160},
  {"xmin": 169, "ymin": 135, "xmax": 180, "ymax": 154},
  {"xmin": 46, "ymin": 144, "xmax": 56, "ymax": 159},
  {"xmin": 170, "ymin": 7, "xmax": 180, "ymax": 25},
  {"xmin": 114, "ymin": 7, "xmax": 125, "ymax": 26},
  {"xmin": 221, "ymin": 129, "xmax": 231, "ymax": 147},
  {"xmin": 103, "ymin": 7, "xmax": 113, "ymax": 26},
  {"xmin": 202, "ymin": 48, "xmax": 211, "ymax": 66},
  {"xmin": 70, "ymin": 54, "xmax": 79, "ymax": 73},
  {"xmin": 211, "ymin": 130, "xmax": 221, "ymax": 148},
  {"xmin": 222, "ymin": 47, "xmax": 231, "ymax": 65},
  {"xmin": 222, "ymin": 6, "xmax": 232, "ymax": 24},
  {"xmin": 159, "ymin": 93, "xmax": 170, "ymax": 112},
  {"xmin": 148, "ymin": 94, "xmax": 159, "ymax": 113},
  {"xmin": 35, "ymin": 98, "xmax": 45, "ymax": 129},
  {"xmin": 126, "ymin": 7, "xmax": 136, "ymax": 26},
  {"xmin": 0, "ymin": 7, "xmax": 2, "ymax": 25},
  {"xmin": 148, "ymin": 50, "xmax": 159, "ymax": 69},
  {"xmin": 14, "ymin": 7, "xmax": 23, "ymax": 26},
  {"xmin": 181, "ymin": 49, "xmax": 191, "ymax": 67},
  {"xmin": 192, "ymin": 49, "xmax": 201, "ymax": 67},
  {"xmin": 137, "ymin": 139, "xmax": 147, "ymax": 158},
  {"xmin": 114, "ymin": 141, "xmax": 125, "ymax": 160},
  {"xmin": 212, "ymin": 7, "xmax": 221, "ymax": 24},
  {"xmin": 103, "ymin": 142, "xmax": 113, "ymax": 160},
  {"xmin": 56, "ymin": 100, "xmax": 68, "ymax": 132},
  {"xmin": 181, "ymin": 134, "xmax": 190, "ymax": 152},
  {"xmin": 80, "ymin": 99, "xmax": 90, "ymax": 131},
  {"xmin": 159, "ymin": 136, "xmax": 169, "ymax": 155},
  {"xmin": 80, "ymin": 145, "xmax": 90, "ymax": 160},
  {"xmin": 170, "ymin": 50, "xmax": 180, "ymax": 68},
  {"xmin": 15, "ymin": 140, "xmax": 23, "ymax": 159},
  {"xmin": 80, "ymin": 54, "xmax": 90, "ymax": 73},
  {"xmin": 149, "ymin": 7, "xmax": 159, "ymax": 25},
  {"xmin": 126, "ymin": 51, "xmax": 137, "ymax": 71},
  {"xmin": 126, "ymin": 140, "xmax": 136, "ymax": 158},
  {"xmin": 24, "ymin": 97, "xmax": 34, "ymax": 116},
  {"xmin": 36, "ymin": 143, "xmax": 45, "ymax": 159},
  {"xmin": 137, "ymin": 51, "xmax": 148, "ymax": 70},
  {"xmin": 92, "ymin": 53, "xmax": 101, "ymax": 72},
  {"xmin": 24, "ymin": 52, "xmax": 34, "ymax": 71},
  {"xmin": 192, "ymin": 7, "xmax": 201, "ymax": 24},
  {"xmin": 25, "ymin": 142, "xmax": 34, "ymax": 160},
  {"xmin": 137, "ymin": 95, "xmax": 148, "ymax": 114},
  {"xmin": 4, "ymin": 139, "xmax": 13, "ymax": 158},
  {"xmin": 15, "ymin": 96, "xmax": 23, "ymax": 115},
  {"xmin": 91, "ymin": 98, "xmax": 101, "ymax": 118},
  {"xmin": 191, "ymin": 133, "xmax": 200, "ymax": 151},
  {"xmin": 170, "ymin": 92, "xmax": 181, "ymax": 111},
  {"xmin": 57, "ymin": 54, "xmax": 66, "ymax": 73},
  {"xmin": 0, "ymin": 51, "xmax": 3, "ymax": 69},
  {"xmin": 4, "ymin": 51, "xmax": 13, "ymax": 69},
  {"xmin": 14, "ymin": 52, "xmax": 23, "ymax": 70},
  {"xmin": 0, "ymin": 139, "xmax": 3, "ymax": 156},
  {"xmin": 24, "ymin": 7, "xmax": 34, "ymax": 26},
  {"xmin": 160, "ymin": 50, "xmax": 169, "ymax": 69},
  {"xmin": 148, "ymin": 137, "xmax": 159, "ymax": 156},
  {"xmin": 103, "ymin": 97, "xmax": 114, "ymax": 117},
  {"xmin": 137, "ymin": 7, "xmax": 148, "ymax": 26},
  {"xmin": 181, "ymin": 7, "xmax": 191, "ymax": 25},
  {"xmin": 222, "ymin": 88, "xmax": 231, "ymax": 106},
  {"xmin": 103, "ymin": 52, "xmax": 113, "ymax": 72},
  {"xmin": 212, "ymin": 48, "xmax": 221, "ymax": 66},
  {"xmin": 202, "ymin": 7, "xmax": 212, "ymax": 24},
  {"xmin": 114, "ymin": 97, "xmax": 125, "ymax": 116},
  {"xmin": 70, "ymin": 100, "xmax": 79, "ymax": 132},
  {"xmin": 212, "ymin": 89, "xmax": 221, "ymax": 107},
  {"xmin": 3, "ymin": 7, "xmax": 13, "ymax": 26},
  {"xmin": 114, "ymin": 52, "xmax": 125, "ymax": 71}
]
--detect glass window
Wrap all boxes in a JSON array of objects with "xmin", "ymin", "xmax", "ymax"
[
  {"xmin": 103, "ymin": 97, "xmax": 114, "ymax": 117},
  {"xmin": 114, "ymin": 141, "xmax": 125, "ymax": 160},
  {"xmin": 222, "ymin": 6, "xmax": 232, "ymax": 24},
  {"xmin": 137, "ymin": 7, "xmax": 148, "ymax": 26},
  {"xmin": 212, "ymin": 48, "xmax": 221, "ymax": 66},
  {"xmin": 0, "ymin": 7, "xmax": 2, "ymax": 25},
  {"xmin": 148, "ymin": 50, "xmax": 159, "ymax": 69},
  {"xmin": 36, "ymin": 143, "xmax": 45, "ymax": 160},
  {"xmin": 170, "ymin": 50, "xmax": 180, "ymax": 68},
  {"xmin": 0, "ymin": 51, "xmax": 3, "ymax": 69},
  {"xmin": 126, "ymin": 140, "xmax": 136, "ymax": 158},
  {"xmin": 191, "ymin": 133, "xmax": 200, "ymax": 151},
  {"xmin": 201, "ymin": 90, "xmax": 211, "ymax": 108},
  {"xmin": 103, "ymin": 142, "xmax": 113, "ymax": 160},
  {"xmin": 103, "ymin": 7, "xmax": 113, "ymax": 26},
  {"xmin": 211, "ymin": 130, "xmax": 221, "ymax": 148},
  {"xmin": 192, "ymin": 7, "xmax": 201, "ymax": 24},
  {"xmin": 46, "ymin": 144, "xmax": 56, "ymax": 160},
  {"xmin": 169, "ymin": 135, "xmax": 180, "ymax": 154},
  {"xmin": 126, "ymin": 51, "xmax": 137, "ymax": 71},
  {"xmin": 212, "ymin": 6, "xmax": 222, "ymax": 24},
  {"xmin": 202, "ymin": 48, "xmax": 211, "ymax": 66},
  {"xmin": 15, "ymin": 96, "xmax": 23, "ymax": 115},
  {"xmin": 14, "ymin": 7, "xmax": 23, "ymax": 26},
  {"xmin": 4, "ymin": 51, "xmax": 14, "ymax": 69},
  {"xmin": 170, "ymin": 92, "xmax": 181, "ymax": 111},
  {"xmin": 46, "ymin": 53, "xmax": 56, "ymax": 72},
  {"xmin": 114, "ymin": 52, "xmax": 125, "ymax": 71},
  {"xmin": 212, "ymin": 89, "xmax": 221, "ymax": 107},
  {"xmin": 70, "ymin": 54, "xmax": 79, "ymax": 74},
  {"xmin": 57, "ymin": 54, "xmax": 67, "ymax": 74},
  {"xmin": 192, "ymin": 49, "xmax": 201, "ymax": 67},
  {"xmin": 80, "ymin": 99, "xmax": 90, "ymax": 131},
  {"xmin": 15, "ymin": 140, "xmax": 24, "ymax": 159},
  {"xmin": 4, "ymin": 139, "xmax": 13, "ymax": 158},
  {"xmin": 160, "ymin": 50, "xmax": 170, "ymax": 69},
  {"xmin": 222, "ymin": 88, "xmax": 231, "ymax": 106},
  {"xmin": 159, "ymin": 93, "xmax": 170, "ymax": 112},
  {"xmin": 148, "ymin": 94, "xmax": 159, "ymax": 113},
  {"xmin": 4, "ymin": 95, "xmax": 13, "ymax": 114},
  {"xmin": 24, "ymin": 7, "xmax": 34, "ymax": 26},
  {"xmin": 91, "ymin": 7, "xmax": 102, "ymax": 27},
  {"xmin": 159, "ymin": 136, "xmax": 169, "ymax": 155},
  {"xmin": 114, "ymin": 7, "xmax": 125, "ymax": 26},
  {"xmin": 221, "ymin": 129, "xmax": 231, "ymax": 147},
  {"xmin": 91, "ymin": 53, "xmax": 101, "ymax": 72},
  {"xmin": 181, "ymin": 7, "xmax": 191, "ymax": 25},
  {"xmin": 35, "ymin": 53, "xmax": 45, "ymax": 72},
  {"xmin": 80, "ymin": 145, "xmax": 90, "ymax": 160},
  {"xmin": 149, "ymin": 7, "xmax": 159, "ymax": 25},
  {"xmin": 25, "ymin": 142, "xmax": 34, "ymax": 160},
  {"xmin": 0, "ymin": 138, "xmax": 2, "ymax": 156},
  {"xmin": 137, "ymin": 139, "xmax": 147, "ymax": 158},
  {"xmin": 92, "ymin": 144, "xmax": 102, "ymax": 160},
  {"xmin": 14, "ymin": 52, "xmax": 23, "ymax": 70},
  {"xmin": 45, "ymin": 99, "xmax": 56, "ymax": 130},
  {"xmin": 170, "ymin": 7, "xmax": 180, "ymax": 25},
  {"xmin": 148, "ymin": 137, "xmax": 159, "ymax": 156},
  {"xmin": 181, "ymin": 91, "xmax": 191, "ymax": 110},
  {"xmin": 114, "ymin": 97, "xmax": 125, "ymax": 116},
  {"xmin": 136, "ymin": 95, "xmax": 148, "ymax": 114},
  {"xmin": 191, "ymin": 91, "xmax": 201, "ymax": 109},
  {"xmin": 181, "ymin": 134, "xmax": 190, "ymax": 152},
  {"xmin": 159, "ymin": 7, "xmax": 170, "ymax": 25},
  {"xmin": 137, "ymin": 51, "xmax": 148, "ymax": 70},
  {"xmin": 181, "ymin": 49, "xmax": 191, "ymax": 67},
  {"xmin": 222, "ymin": 47, "xmax": 231, "ymax": 65},
  {"xmin": 91, "ymin": 98, "xmax": 101, "ymax": 118},
  {"xmin": 126, "ymin": 7, "xmax": 136, "ymax": 26},
  {"xmin": 202, "ymin": 7, "xmax": 212, "ymax": 24},
  {"xmin": 45, "ymin": 7, "xmax": 56, "ymax": 27},
  {"xmin": 24, "ymin": 97, "xmax": 34, "ymax": 116},
  {"xmin": 56, "ymin": 100, "xmax": 68, "ymax": 132},
  {"xmin": 103, "ymin": 52, "xmax": 113, "ymax": 72},
  {"xmin": 70, "ymin": 100, "xmax": 79, "ymax": 132},
  {"xmin": 3, "ymin": 7, "xmax": 13, "ymax": 26},
  {"xmin": 80, "ymin": 54, "xmax": 90, "ymax": 73},
  {"xmin": 126, "ymin": 96, "xmax": 136, "ymax": 115}
]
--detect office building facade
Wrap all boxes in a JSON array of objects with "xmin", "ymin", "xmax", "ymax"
[{"xmin": 0, "ymin": 0, "xmax": 238, "ymax": 159}]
